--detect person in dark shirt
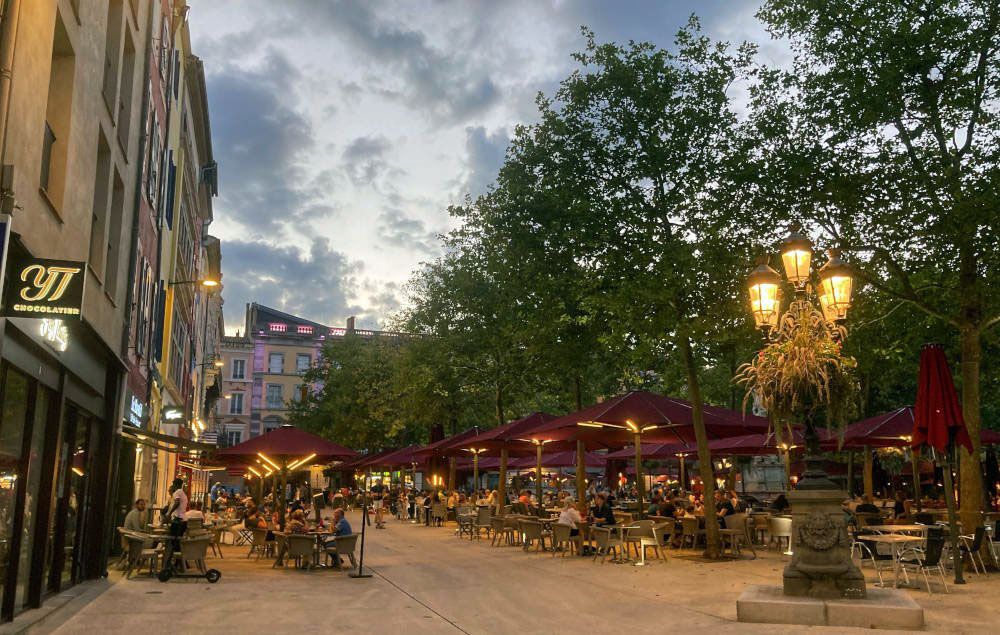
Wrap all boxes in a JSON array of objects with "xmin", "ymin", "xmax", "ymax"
[
  {"xmin": 714, "ymin": 490, "xmax": 735, "ymax": 528},
  {"xmin": 591, "ymin": 493, "xmax": 616, "ymax": 526},
  {"xmin": 657, "ymin": 499, "xmax": 676, "ymax": 518},
  {"xmin": 770, "ymin": 494, "xmax": 790, "ymax": 512},
  {"xmin": 892, "ymin": 491, "xmax": 907, "ymax": 519},
  {"xmin": 855, "ymin": 495, "xmax": 881, "ymax": 515}
]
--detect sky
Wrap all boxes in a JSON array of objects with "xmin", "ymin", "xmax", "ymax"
[{"xmin": 187, "ymin": 0, "xmax": 789, "ymax": 334}]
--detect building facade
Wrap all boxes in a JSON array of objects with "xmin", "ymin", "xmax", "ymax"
[
  {"xmin": 0, "ymin": 0, "xmax": 221, "ymax": 623},
  {"xmin": 0, "ymin": 0, "xmax": 151, "ymax": 621}
]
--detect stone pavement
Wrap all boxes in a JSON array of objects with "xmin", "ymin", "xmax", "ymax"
[{"xmin": 41, "ymin": 512, "xmax": 998, "ymax": 634}]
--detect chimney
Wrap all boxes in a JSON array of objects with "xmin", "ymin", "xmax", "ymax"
[{"xmin": 346, "ymin": 316, "xmax": 356, "ymax": 333}]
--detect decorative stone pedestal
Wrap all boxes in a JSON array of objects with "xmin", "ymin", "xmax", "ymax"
[
  {"xmin": 783, "ymin": 486, "xmax": 866, "ymax": 599},
  {"xmin": 737, "ymin": 585, "xmax": 924, "ymax": 630}
]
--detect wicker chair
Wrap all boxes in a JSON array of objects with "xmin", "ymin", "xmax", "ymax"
[
  {"xmin": 591, "ymin": 526, "xmax": 624, "ymax": 564},
  {"xmin": 430, "ymin": 502, "xmax": 446, "ymax": 527},
  {"xmin": 550, "ymin": 523, "xmax": 582, "ymax": 557},
  {"xmin": 472, "ymin": 507, "xmax": 493, "ymax": 540},
  {"xmin": 518, "ymin": 519, "xmax": 548, "ymax": 552},
  {"xmin": 172, "ymin": 536, "xmax": 212, "ymax": 575},
  {"xmin": 248, "ymin": 528, "xmax": 273, "ymax": 559},
  {"xmin": 324, "ymin": 533, "xmax": 359, "ymax": 569},
  {"xmin": 768, "ymin": 516, "xmax": 793, "ymax": 553},
  {"xmin": 119, "ymin": 529, "xmax": 159, "ymax": 578},
  {"xmin": 680, "ymin": 517, "xmax": 705, "ymax": 549},
  {"xmin": 282, "ymin": 534, "xmax": 317, "ymax": 569},
  {"xmin": 719, "ymin": 513, "xmax": 756, "ymax": 559}
]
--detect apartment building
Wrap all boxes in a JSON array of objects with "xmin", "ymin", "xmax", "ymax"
[{"xmin": 0, "ymin": 0, "xmax": 150, "ymax": 620}]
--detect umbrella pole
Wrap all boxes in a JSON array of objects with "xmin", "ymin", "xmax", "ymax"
[
  {"xmin": 679, "ymin": 455, "xmax": 686, "ymax": 493},
  {"xmin": 846, "ymin": 451, "xmax": 854, "ymax": 497},
  {"xmin": 498, "ymin": 448, "xmax": 508, "ymax": 515},
  {"xmin": 535, "ymin": 444, "xmax": 543, "ymax": 509},
  {"xmin": 473, "ymin": 454, "xmax": 479, "ymax": 499},
  {"xmin": 350, "ymin": 467, "xmax": 373, "ymax": 579},
  {"xmin": 634, "ymin": 433, "xmax": 644, "ymax": 520},
  {"xmin": 910, "ymin": 447, "xmax": 921, "ymax": 512},
  {"xmin": 936, "ymin": 447, "xmax": 965, "ymax": 584},
  {"xmin": 575, "ymin": 440, "xmax": 586, "ymax": 513}
]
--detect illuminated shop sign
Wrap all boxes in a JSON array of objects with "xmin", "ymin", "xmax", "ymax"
[
  {"xmin": 3, "ymin": 258, "xmax": 85, "ymax": 319},
  {"xmin": 38, "ymin": 318, "xmax": 69, "ymax": 352},
  {"xmin": 163, "ymin": 406, "xmax": 185, "ymax": 422}
]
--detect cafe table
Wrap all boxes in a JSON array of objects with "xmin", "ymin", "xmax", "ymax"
[
  {"xmin": 865, "ymin": 525, "xmax": 928, "ymax": 535},
  {"xmin": 857, "ymin": 533, "xmax": 923, "ymax": 588}
]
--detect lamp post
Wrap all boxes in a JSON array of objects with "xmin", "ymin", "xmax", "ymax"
[{"xmin": 745, "ymin": 225, "xmax": 865, "ymax": 599}]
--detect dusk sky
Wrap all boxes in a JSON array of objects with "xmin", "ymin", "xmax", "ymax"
[{"xmin": 188, "ymin": 1, "xmax": 789, "ymax": 334}]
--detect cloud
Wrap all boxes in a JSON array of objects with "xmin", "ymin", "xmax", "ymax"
[
  {"xmin": 342, "ymin": 134, "xmax": 394, "ymax": 186},
  {"xmin": 206, "ymin": 50, "xmax": 334, "ymax": 236},
  {"xmin": 288, "ymin": 0, "xmax": 502, "ymax": 122},
  {"xmin": 460, "ymin": 126, "xmax": 509, "ymax": 197},
  {"xmin": 220, "ymin": 237, "xmax": 364, "ymax": 331},
  {"xmin": 377, "ymin": 207, "xmax": 439, "ymax": 256}
]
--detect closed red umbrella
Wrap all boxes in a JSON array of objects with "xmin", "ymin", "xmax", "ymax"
[{"xmin": 911, "ymin": 344, "xmax": 970, "ymax": 584}]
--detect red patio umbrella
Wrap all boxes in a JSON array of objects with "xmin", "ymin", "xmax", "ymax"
[
  {"xmin": 911, "ymin": 344, "xmax": 971, "ymax": 584},
  {"xmin": 708, "ymin": 429, "xmax": 808, "ymax": 456},
  {"xmin": 529, "ymin": 391, "xmax": 769, "ymax": 517},
  {"xmin": 509, "ymin": 450, "xmax": 606, "ymax": 469}
]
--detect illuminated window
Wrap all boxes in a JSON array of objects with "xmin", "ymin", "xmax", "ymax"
[
  {"xmin": 297, "ymin": 325, "xmax": 313, "ymax": 335},
  {"xmin": 268, "ymin": 323, "xmax": 286, "ymax": 333}
]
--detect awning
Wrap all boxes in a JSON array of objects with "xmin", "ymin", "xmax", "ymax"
[{"xmin": 120, "ymin": 426, "xmax": 217, "ymax": 453}]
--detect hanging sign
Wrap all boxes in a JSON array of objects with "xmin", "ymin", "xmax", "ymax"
[
  {"xmin": 3, "ymin": 257, "xmax": 85, "ymax": 319},
  {"xmin": 163, "ymin": 406, "xmax": 185, "ymax": 422},
  {"xmin": 0, "ymin": 215, "xmax": 10, "ymax": 303}
]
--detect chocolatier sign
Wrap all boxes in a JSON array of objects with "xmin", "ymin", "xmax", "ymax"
[{"xmin": 3, "ymin": 258, "xmax": 85, "ymax": 319}]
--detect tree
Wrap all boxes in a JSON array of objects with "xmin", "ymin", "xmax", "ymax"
[{"xmin": 757, "ymin": 0, "xmax": 1000, "ymax": 528}]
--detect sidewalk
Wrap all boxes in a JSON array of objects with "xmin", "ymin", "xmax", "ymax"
[{"xmin": 40, "ymin": 512, "xmax": 999, "ymax": 634}]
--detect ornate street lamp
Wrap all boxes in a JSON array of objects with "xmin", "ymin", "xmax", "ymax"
[
  {"xmin": 747, "ymin": 259, "xmax": 782, "ymax": 330},
  {"xmin": 779, "ymin": 226, "xmax": 813, "ymax": 288},
  {"xmin": 817, "ymin": 249, "xmax": 854, "ymax": 323}
]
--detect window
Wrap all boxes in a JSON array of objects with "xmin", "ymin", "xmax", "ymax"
[
  {"xmin": 105, "ymin": 170, "xmax": 126, "ymax": 300},
  {"xmin": 145, "ymin": 112, "xmax": 160, "ymax": 208},
  {"xmin": 228, "ymin": 392, "xmax": 244, "ymax": 415},
  {"xmin": 265, "ymin": 384, "xmax": 283, "ymax": 409},
  {"xmin": 224, "ymin": 429, "xmax": 241, "ymax": 447},
  {"xmin": 169, "ymin": 305, "xmax": 188, "ymax": 391},
  {"xmin": 88, "ymin": 134, "xmax": 112, "ymax": 277},
  {"xmin": 177, "ymin": 203, "xmax": 194, "ymax": 278},
  {"xmin": 102, "ymin": 1, "xmax": 123, "ymax": 113},
  {"xmin": 117, "ymin": 32, "xmax": 136, "ymax": 147},
  {"xmin": 134, "ymin": 259, "xmax": 153, "ymax": 357},
  {"xmin": 231, "ymin": 358, "xmax": 245, "ymax": 380},
  {"xmin": 268, "ymin": 353, "xmax": 283, "ymax": 374},
  {"xmin": 296, "ymin": 325, "xmax": 313, "ymax": 335},
  {"xmin": 292, "ymin": 385, "xmax": 303, "ymax": 402},
  {"xmin": 268, "ymin": 323, "xmax": 286, "ymax": 333},
  {"xmin": 159, "ymin": 20, "xmax": 170, "ymax": 78},
  {"xmin": 263, "ymin": 416, "xmax": 282, "ymax": 432},
  {"xmin": 296, "ymin": 354, "xmax": 311, "ymax": 373},
  {"xmin": 41, "ymin": 13, "xmax": 75, "ymax": 209}
]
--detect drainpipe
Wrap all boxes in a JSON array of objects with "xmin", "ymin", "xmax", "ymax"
[{"xmin": 0, "ymin": 0, "xmax": 22, "ymax": 209}]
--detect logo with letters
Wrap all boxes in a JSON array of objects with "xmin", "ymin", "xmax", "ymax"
[{"xmin": 3, "ymin": 258, "xmax": 85, "ymax": 319}]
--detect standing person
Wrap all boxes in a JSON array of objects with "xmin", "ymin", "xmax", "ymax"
[
  {"xmin": 161, "ymin": 479, "xmax": 189, "ymax": 573},
  {"xmin": 370, "ymin": 479, "xmax": 386, "ymax": 529}
]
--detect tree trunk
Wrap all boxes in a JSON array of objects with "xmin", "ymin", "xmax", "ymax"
[
  {"xmin": 958, "ymin": 326, "xmax": 983, "ymax": 533},
  {"xmin": 846, "ymin": 451, "xmax": 854, "ymax": 497},
  {"xmin": 576, "ymin": 440, "xmax": 586, "ymax": 513},
  {"xmin": 535, "ymin": 444, "xmax": 544, "ymax": 507},
  {"xmin": 911, "ymin": 447, "xmax": 921, "ymax": 511},
  {"xmin": 679, "ymin": 334, "xmax": 720, "ymax": 558},
  {"xmin": 447, "ymin": 457, "xmax": 456, "ymax": 492},
  {"xmin": 863, "ymin": 445, "xmax": 873, "ymax": 500},
  {"xmin": 573, "ymin": 375, "xmax": 583, "ymax": 410},
  {"xmin": 278, "ymin": 467, "xmax": 288, "ymax": 530}
]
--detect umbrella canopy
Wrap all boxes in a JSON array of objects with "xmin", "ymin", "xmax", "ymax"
[
  {"xmin": 373, "ymin": 445, "xmax": 424, "ymax": 468},
  {"xmin": 509, "ymin": 450, "xmax": 606, "ymax": 469},
  {"xmin": 605, "ymin": 442, "xmax": 693, "ymax": 460},
  {"xmin": 215, "ymin": 424, "xmax": 357, "ymax": 466},
  {"xmin": 836, "ymin": 407, "xmax": 915, "ymax": 448},
  {"xmin": 912, "ymin": 345, "xmax": 972, "ymax": 453},
  {"xmin": 435, "ymin": 412, "xmax": 560, "ymax": 457},
  {"xmin": 455, "ymin": 456, "xmax": 501, "ymax": 470},
  {"xmin": 709, "ymin": 429, "xmax": 808, "ymax": 456},
  {"xmin": 413, "ymin": 427, "xmax": 484, "ymax": 460},
  {"xmin": 527, "ymin": 391, "xmax": 769, "ymax": 449}
]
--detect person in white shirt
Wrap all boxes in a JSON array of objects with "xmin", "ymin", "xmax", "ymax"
[
  {"xmin": 167, "ymin": 478, "xmax": 188, "ymax": 522},
  {"xmin": 183, "ymin": 501, "xmax": 205, "ymax": 521},
  {"xmin": 557, "ymin": 501, "xmax": 583, "ymax": 536}
]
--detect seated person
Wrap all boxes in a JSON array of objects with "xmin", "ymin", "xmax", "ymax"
[
  {"xmin": 557, "ymin": 501, "xmax": 583, "ymax": 536},
  {"xmin": 286, "ymin": 509, "xmax": 308, "ymax": 534},
  {"xmin": 591, "ymin": 493, "xmax": 616, "ymax": 526},
  {"xmin": 657, "ymin": 498, "xmax": 677, "ymax": 519},
  {"xmin": 647, "ymin": 495, "xmax": 662, "ymax": 516},
  {"xmin": 854, "ymin": 495, "xmax": 881, "ymax": 515},
  {"xmin": 714, "ymin": 490, "xmax": 735, "ymax": 528},
  {"xmin": 770, "ymin": 493, "xmax": 790, "ymax": 512},
  {"xmin": 323, "ymin": 509, "xmax": 353, "ymax": 567},
  {"xmin": 184, "ymin": 501, "xmax": 205, "ymax": 522}
]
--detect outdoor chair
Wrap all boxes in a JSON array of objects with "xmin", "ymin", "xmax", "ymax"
[
  {"xmin": 282, "ymin": 534, "xmax": 317, "ymax": 569},
  {"xmin": 720, "ymin": 513, "xmax": 756, "ymax": 559},
  {"xmin": 914, "ymin": 512, "xmax": 935, "ymax": 525},
  {"xmin": 630, "ymin": 521, "xmax": 668, "ymax": 564},
  {"xmin": 550, "ymin": 523, "xmax": 581, "ymax": 557},
  {"xmin": 959, "ymin": 526, "xmax": 989, "ymax": 576},
  {"xmin": 457, "ymin": 506, "xmax": 476, "ymax": 539},
  {"xmin": 248, "ymin": 528, "xmax": 273, "ymax": 559},
  {"xmin": 591, "ymin": 526, "xmax": 624, "ymax": 564},
  {"xmin": 851, "ymin": 528, "xmax": 894, "ymax": 586},
  {"xmin": 119, "ymin": 529, "xmax": 159, "ymax": 578},
  {"xmin": 209, "ymin": 526, "xmax": 225, "ymax": 558},
  {"xmin": 472, "ymin": 506, "xmax": 493, "ymax": 540},
  {"xmin": 518, "ymin": 519, "xmax": 548, "ymax": 552},
  {"xmin": 991, "ymin": 519, "xmax": 1000, "ymax": 566},
  {"xmin": 680, "ymin": 517, "xmax": 705, "ymax": 549},
  {"xmin": 768, "ymin": 516, "xmax": 793, "ymax": 554},
  {"xmin": 623, "ymin": 520, "xmax": 653, "ymax": 559},
  {"xmin": 490, "ymin": 516, "xmax": 509, "ymax": 546},
  {"xmin": 172, "ymin": 536, "xmax": 212, "ymax": 575},
  {"xmin": 899, "ymin": 531, "xmax": 949, "ymax": 594},
  {"xmin": 430, "ymin": 502, "xmax": 446, "ymax": 527},
  {"xmin": 749, "ymin": 512, "xmax": 770, "ymax": 544},
  {"xmin": 324, "ymin": 533, "xmax": 359, "ymax": 569}
]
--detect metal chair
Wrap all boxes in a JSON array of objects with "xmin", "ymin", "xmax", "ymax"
[
  {"xmin": 852, "ymin": 528, "xmax": 893, "ymax": 586},
  {"xmin": 430, "ymin": 502, "xmax": 446, "ymax": 527},
  {"xmin": 899, "ymin": 531, "xmax": 949, "ymax": 594},
  {"xmin": 959, "ymin": 526, "xmax": 989, "ymax": 576},
  {"xmin": 472, "ymin": 506, "xmax": 493, "ymax": 540}
]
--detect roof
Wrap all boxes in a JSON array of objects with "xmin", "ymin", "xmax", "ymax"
[{"xmin": 247, "ymin": 303, "xmax": 330, "ymax": 335}]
